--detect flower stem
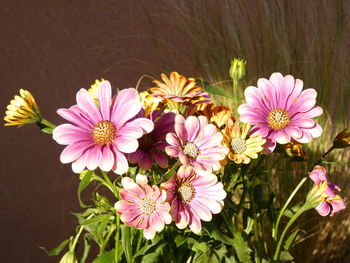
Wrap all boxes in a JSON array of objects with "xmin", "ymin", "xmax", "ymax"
[
  {"xmin": 273, "ymin": 205, "xmax": 309, "ymax": 261},
  {"xmin": 273, "ymin": 177, "xmax": 308, "ymax": 241},
  {"xmin": 314, "ymin": 146, "xmax": 335, "ymax": 166},
  {"xmin": 71, "ymin": 213, "xmax": 94, "ymax": 251},
  {"xmin": 115, "ymin": 214, "xmax": 121, "ymax": 263},
  {"xmin": 40, "ymin": 119, "xmax": 56, "ymax": 129}
]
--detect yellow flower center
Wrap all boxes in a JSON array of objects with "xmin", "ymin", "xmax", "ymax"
[
  {"xmin": 178, "ymin": 182, "xmax": 195, "ymax": 203},
  {"xmin": 92, "ymin": 121, "xmax": 116, "ymax": 145},
  {"xmin": 267, "ymin": 109, "xmax": 290, "ymax": 130},
  {"xmin": 183, "ymin": 142, "xmax": 199, "ymax": 158},
  {"xmin": 231, "ymin": 137, "xmax": 247, "ymax": 154},
  {"xmin": 139, "ymin": 197, "xmax": 156, "ymax": 216}
]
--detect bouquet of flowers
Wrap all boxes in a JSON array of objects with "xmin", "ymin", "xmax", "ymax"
[{"xmin": 4, "ymin": 60, "xmax": 348, "ymax": 262}]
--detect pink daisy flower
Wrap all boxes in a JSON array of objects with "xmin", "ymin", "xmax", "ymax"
[
  {"xmin": 128, "ymin": 110, "xmax": 175, "ymax": 170},
  {"xmin": 238, "ymin": 73, "xmax": 323, "ymax": 152},
  {"xmin": 308, "ymin": 166, "xmax": 346, "ymax": 217},
  {"xmin": 115, "ymin": 174, "xmax": 172, "ymax": 239},
  {"xmin": 52, "ymin": 81, "xmax": 153, "ymax": 174},
  {"xmin": 165, "ymin": 115, "xmax": 228, "ymax": 174},
  {"xmin": 161, "ymin": 166, "xmax": 226, "ymax": 233}
]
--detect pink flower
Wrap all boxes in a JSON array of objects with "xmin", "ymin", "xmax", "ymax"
[
  {"xmin": 308, "ymin": 166, "xmax": 346, "ymax": 217},
  {"xmin": 52, "ymin": 81, "xmax": 153, "ymax": 174},
  {"xmin": 115, "ymin": 174, "xmax": 171, "ymax": 239},
  {"xmin": 128, "ymin": 110, "xmax": 175, "ymax": 170},
  {"xmin": 238, "ymin": 73, "xmax": 323, "ymax": 152},
  {"xmin": 165, "ymin": 115, "xmax": 228, "ymax": 174},
  {"xmin": 161, "ymin": 166, "xmax": 226, "ymax": 233}
]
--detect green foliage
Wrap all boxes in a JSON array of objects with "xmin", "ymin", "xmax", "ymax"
[
  {"xmin": 40, "ymin": 238, "xmax": 71, "ymax": 256},
  {"xmin": 196, "ymin": 78, "xmax": 233, "ymax": 99}
]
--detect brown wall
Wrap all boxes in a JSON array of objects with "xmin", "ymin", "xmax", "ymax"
[{"xmin": 0, "ymin": 1, "xmax": 187, "ymax": 262}]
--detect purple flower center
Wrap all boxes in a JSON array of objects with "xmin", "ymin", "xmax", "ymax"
[
  {"xmin": 267, "ymin": 109, "xmax": 290, "ymax": 130},
  {"xmin": 177, "ymin": 182, "xmax": 195, "ymax": 203},
  {"xmin": 138, "ymin": 133, "xmax": 154, "ymax": 149},
  {"xmin": 231, "ymin": 137, "xmax": 246, "ymax": 154},
  {"xmin": 183, "ymin": 142, "xmax": 199, "ymax": 159},
  {"xmin": 138, "ymin": 197, "xmax": 156, "ymax": 216},
  {"xmin": 92, "ymin": 121, "xmax": 116, "ymax": 145}
]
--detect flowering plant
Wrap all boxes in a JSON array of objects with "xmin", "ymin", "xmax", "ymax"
[{"xmin": 4, "ymin": 63, "xmax": 348, "ymax": 262}]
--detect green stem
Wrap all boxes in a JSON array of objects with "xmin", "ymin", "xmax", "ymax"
[
  {"xmin": 314, "ymin": 146, "xmax": 335, "ymax": 166},
  {"xmin": 115, "ymin": 214, "xmax": 121, "ymax": 263},
  {"xmin": 273, "ymin": 177, "xmax": 308, "ymax": 241},
  {"xmin": 40, "ymin": 119, "xmax": 56, "ymax": 129},
  {"xmin": 100, "ymin": 170, "xmax": 119, "ymax": 198},
  {"xmin": 273, "ymin": 205, "xmax": 309, "ymax": 261},
  {"xmin": 71, "ymin": 213, "xmax": 94, "ymax": 251},
  {"xmin": 100, "ymin": 224, "xmax": 116, "ymax": 254},
  {"xmin": 135, "ymin": 232, "xmax": 143, "ymax": 253}
]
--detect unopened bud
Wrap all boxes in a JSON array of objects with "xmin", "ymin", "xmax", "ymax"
[
  {"xmin": 230, "ymin": 59, "xmax": 246, "ymax": 81},
  {"xmin": 332, "ymin": 128, "xmax": 350, "ymax": 149}
]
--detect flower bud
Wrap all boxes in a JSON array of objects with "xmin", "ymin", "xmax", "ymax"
[
  {"xmin": 59, "ymin": 251, "xmax": 78, "ymax": 263},
  {"xmin": 332, "ymin": 128, "xmax": 350, "ymax": 149},
  {"xmin": 4, "ymin": 89, "xmax": 41, "ymax": 127},
  {"xmin": 88, "ymin": 78, "xmax": 105, "ymax": 105},
  {"xmin": 229, "ymin": 59, "xmax": 246, "ymax": 81}
]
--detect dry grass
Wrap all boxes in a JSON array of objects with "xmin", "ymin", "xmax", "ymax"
[{"xmin": 133, "ymin": 0, "xmax": 350, "ymax": 261}]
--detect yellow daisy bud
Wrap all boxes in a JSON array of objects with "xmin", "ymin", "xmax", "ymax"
[
  {"xmin": 59, "ymin": 251, "xmax": 78, "ymax": 263},
  {"xmin": 332, "ymin": 128, "xmax": 350, "ymax": 149},
  {"xmin": 4, "ymin": 89, "xmax": 41, "ymax": 127},
  {"xmin": 88, "ymin": 78, "xmax": 105, "ymax": 105}
]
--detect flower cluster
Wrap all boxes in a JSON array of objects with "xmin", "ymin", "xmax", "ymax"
[{"xmin": 4, "ymin": 69, "xmax": 347, "ymax": 262}]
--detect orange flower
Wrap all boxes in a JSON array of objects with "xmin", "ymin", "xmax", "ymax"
[
  {"xmin": 186, "ymin": 103, "xmax": 233, "ymax": 129},
  {"xmin": 282, "ymin": 140, "xmax": 308, "ymax": 160},
  {"xmin": 150, "ymin": 72, "xmax": 210, "ymax": 112}
]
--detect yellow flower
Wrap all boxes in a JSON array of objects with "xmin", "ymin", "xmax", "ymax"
[
  {"xmin": 150, "ymin": 72, "xmax": 210, "ymax": 112},
  {"xmin": 88, "ymin": 78, "xmax": 105, "ymax": 104},
  {"xmin": 186, "ymin": 103, "xmax": 233, "ymax": 129},
  {"xmin": 222, "ymin": 120, "xmax": 266, "ymax": 164},
  {"xmin": 282, "ymin": 140, "xmax": 308, "ymax": 160},
  {"xmin": 4, "ymin": 89, "xmax": 41, "ymax": 126},
  {"xmin": 139, "ymin": 90, "xmax": 159, "ymax": 116}
]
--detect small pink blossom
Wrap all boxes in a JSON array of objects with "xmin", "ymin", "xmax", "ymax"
[
  {"xmin": 115, "ymin": 174, "xmax": 171, "ymax": 239},
  {"xmin": 165, "ymin": 115, "xmax": 228, "ymax": 174},
  {"xmin": 128, "ymin": 110, "xmax": 175, "ymax": 170},
  {"xmin": 309, "ymin": 166, "xmax": 346, "ymax": 217},
  {"xmin": 161, "ymin": 166, "xmax": 226, "ymax": 234},
  {"xmin": 53, "ymin": 81, "xmax": 153, "ymax": 174},
  {"xmin": 238, "ymin": 73, "xmax": 323, "ymax": 152}
]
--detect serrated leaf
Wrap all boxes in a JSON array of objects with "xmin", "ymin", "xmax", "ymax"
[
  {"xmin": 78, "ymin": 170, "xmax": 93, "ymax": 208},
  {"xmin": 233, "ymin": 232, "xmax": 252, "ymax": 263},
  {"xmin": 92, "ymin": 249, "xmax": 115, "ymax": 263},
  {"xmin": 40, "ymin": 238, "xmax": 70, "ymax": 256},
  {"xmin": 196, "ymin": 78, "xmax": 233, "ymax": 99}
]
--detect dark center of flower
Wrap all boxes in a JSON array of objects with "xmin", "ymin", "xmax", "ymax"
[
  {"xmin": 138, "ymin": 197, "xmax": 156, "ymax": 216},
  {"xmin": 267, "ymin": 109, "xmax": 290, "ymax": 130},
  {"xmin": 178, "ymin": 182, "xmax": 195, "ymax": 203},
  {"xmin": 138, "ymin": 133, "xmax": 154, "ymax": 149},
  {"xmin": 92, "ymin": 121, "xmax": 116, "ymax": 145},
  {"xmin": 231, "ymin": 137, "xmax": 247, "ymax": 154},
  {"xmin": 183, "ymin": 142, "xmax": 199, "ymax": 159}
]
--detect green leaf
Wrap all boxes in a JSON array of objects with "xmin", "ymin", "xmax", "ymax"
[
  {"xmin": 133, "ymin": 235, "xmax": 162, "ymax": 258},
  {"xmin": 97, "ymin": 213, "xmax": 113, "ymax": 241},
  {"xmin": 121, "ymin": 225, "xmax": 133, "ymax": 263},
  {"xmin": 40, "ymin": 238, "xmax": 70, "ymax": 256},
  {"xmin": 205, "ymin": 223, "xmax": 235, "ymax": 245},
  {"xmin": 284, "ymin": 229, "xmax": 304, "ymax": 251},
  {"xmin": 232, "ymin": 232, "xmax": 252, "ymax": 263},
  {"xmin": 77, "ymin": 170, "xmax": 93, "ymax": 208},
  {"xmin": 175, "ymin": 235, "xmax": 187, "ymax": 247},
  {"xmin": 280, "ymin": 251, "xmax": 294, "ymax": 261},
  {"xmin": 80, "ymin": 235, "xmax": 91, "ymax": 263},
  {"xmin": 196, "ymin": 78, "xmax": 233, "ymax": 99},
  {"xmin": 82, "ymin": 214, "xmax": 113, "ymax": 226},
  {"xmin": 142, "ymin": 253, "xmax": 158, "ymax": 263},
  {"xmin": 92, "ymin": 249, "xmax": 115, "ymax": 263},
  {"xmin": 283, "ymin": 202, "xmax": 303, "ymax": 218}
]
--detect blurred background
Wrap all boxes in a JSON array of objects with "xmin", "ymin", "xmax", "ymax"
[{"xmin": 1, "ymin": 0, "xmax": 349, "ymax": 262}]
